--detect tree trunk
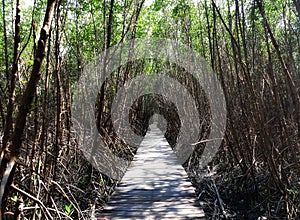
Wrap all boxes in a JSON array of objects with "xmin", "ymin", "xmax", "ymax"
[
  {"xmin": 1, "ymin": 0, "xmax": 21, "ymax": 156},
  {"xmin": 256, "ymin": 0, "xmax": 300, "ymax": 142},
  {"xmin": 1, "ymin": 0, "xmax": 9, "ymax": 88},
  {"xmin": 293, "ymin": 0, "xmax": 300, "ymax": 19},
  {"xmin": 0, "ymin": 0, "xmax": 57, "ymax": 217}
]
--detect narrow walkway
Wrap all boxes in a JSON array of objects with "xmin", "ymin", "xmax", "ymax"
[{"xmin": 99, "ymin": 123, "xmax": 205, "ymax": 219}]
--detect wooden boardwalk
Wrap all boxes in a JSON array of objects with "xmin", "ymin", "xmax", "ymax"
[{"xmin": 99, "ymin": 123, "xmax": 205, "ymax": 219}]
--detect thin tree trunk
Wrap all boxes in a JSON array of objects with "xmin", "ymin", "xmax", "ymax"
[
  {"xmin": 52, "ymin": 0, "xmax": 62, "ymax": 186},
  {"xmin": 1, "ymin": 0, "xmax": 21, "ymax": 156},
  {"xmin": 0, "ymin": 97, "xmax": 4, "ymax": 131},
  {"xmin": 256, "ymin": 0, "xmax": 300, "ymax": 142},
  {"xmin": 204, "ymin": 0, "xmax": 214, "ymax": 67},
  {"xmin": 98, "ymin": 0, "xmax": 114, "ymax": 128},
  {"xmin": 1, "ymin": 0, "xmax": 9, "ymax": 89},
  {"xmin": 106, "ymin": 0, "xmax": 115, "ymax": 49}
]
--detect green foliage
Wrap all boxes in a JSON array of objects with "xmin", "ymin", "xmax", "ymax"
[
  {"xmin": 64, "ymin": 204, "xmax": 74, "ymax": 216},
  {"xmin": 287, "ymin": 189, "xmax": 299, "ymax": 196},
  {"xmin": 0, "ymin": 0, "xmax": 300, "ymax": 218},
  {"xmin": 172, "ymin": 1, "xmax": 191, "ymax": 18},
  {"xmin": 77, "ymin": 174, "xmax": 90, "ymax": 187},
  {"xmin": 99, "ymin": 178, "xmax": 106, "ymax": 185},
  {"xmin": 35, "ymin": 210, "xmax": 41, "ymax": 218},
  {"xmin": 10, "ymin": 193, "xmax": 18, "ymax": 202},
  {"xmin": 70, "ymin": 162, "xmax": 79, "ymax": 169},
  {"xmin": 153, "ymin": 0, "xmax": 165, "ymax": 11}
]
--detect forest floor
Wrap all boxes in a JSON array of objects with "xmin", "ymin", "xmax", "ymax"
[
  {"xmin": 12, "ymin": 126, "xmax": 298, "ymax": 219},
  {"xmin": 189, "ymin": 165, "xmax": 293, "ymax": 219}
]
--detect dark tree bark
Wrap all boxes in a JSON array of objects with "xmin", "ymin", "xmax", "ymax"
[
  {"xmin": 2, "ymin": 0, "xmax": 21, "ymax": 155},
  {"xmin": 256, "ymin": 0, "xmax": 300, "ymax": 142},
  {"xmin": 106, "ymin": 0, "xmax": 115, "ymax": 49},
  {"xmin": 293, "ymin": 0, "xmax": 300, "ymax": 19},
  {"xmin": 0, "ymin": 0, "xmax": 57, "ymax": 217},
  {"xmin": 52, "ymin": 0, "xmax": 63, "ymax": 189},
  {"xmin": 1, "ymin": 0, "xmax": 9, "ymax": 88}
]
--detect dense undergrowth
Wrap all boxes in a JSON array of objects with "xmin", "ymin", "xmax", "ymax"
[{"xmin": 0, "ymin": 0, "xmax": 299, "ymax": 219}]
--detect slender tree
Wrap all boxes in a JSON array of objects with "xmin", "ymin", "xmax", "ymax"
[{"xmin": 0, "ymin": 0, "xmax": 57, "ymax": 217}]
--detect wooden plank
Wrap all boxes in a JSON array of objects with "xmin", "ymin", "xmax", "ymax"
[{"xmin": 98, "ymin": 123, "xmax": 205, "ymax": 219}]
